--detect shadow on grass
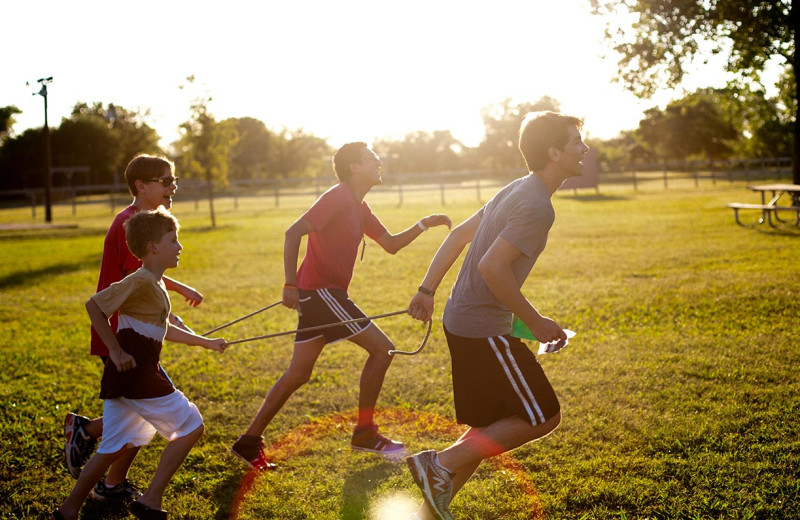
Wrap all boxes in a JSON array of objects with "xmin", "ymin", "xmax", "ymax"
[
  {"xmin": 340, "ymin": 460, "xmax": 399, "ymax": 519},
  {"xmin": 0, "ymin": 256, "xmax": 98, "ymax": 289}
]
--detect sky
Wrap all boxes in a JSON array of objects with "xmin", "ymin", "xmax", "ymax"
[{"xmin": 3, "ymin": 0, "xmax": 735, "ymax": 150}]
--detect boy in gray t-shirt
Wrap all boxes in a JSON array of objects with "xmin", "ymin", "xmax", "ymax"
[{"xmin": 405, "ymin": 111, "xmax": 590, "ymax": 520}]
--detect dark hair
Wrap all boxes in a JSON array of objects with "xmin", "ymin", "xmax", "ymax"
[
  {"xmin": 518, "ymin": 111, "xmax": 584, "ymax": 172},
  {"xmin": 123, "ymin": 207, "xmax": 180, "ymax": 259},
  {"xmin": 332, "ymin": 142, "xmax": 368, "ymax": 182},
  {"xmin": 124, "ymin": 154, "xmax": 175, "ymax": 196}
]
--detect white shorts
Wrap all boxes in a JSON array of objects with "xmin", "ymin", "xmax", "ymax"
[{"xmin": 97, "ymin": 389, "xmax": 204, "ymax": 454}]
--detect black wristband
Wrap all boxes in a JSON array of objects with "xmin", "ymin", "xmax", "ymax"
[{"xmin": 418, "ymin": 285, "xmax": 435, "ymax": 297}]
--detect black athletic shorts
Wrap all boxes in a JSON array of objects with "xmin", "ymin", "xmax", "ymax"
[
  {"xmin": 444, "ymin": 325, "xmax": 560, "ymax": 428},
  {"xmin": 295, "ymin": 288, "xmax": 371, "ymax": 344}
]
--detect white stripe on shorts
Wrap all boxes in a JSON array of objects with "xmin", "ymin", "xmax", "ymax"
[
  {"xmin": 488, "ymin": 336, "xmax": 545, "ymax": 425},
  {"xmin": 319, "ymin": 288, "xmax": 361, "ymax": 335}
]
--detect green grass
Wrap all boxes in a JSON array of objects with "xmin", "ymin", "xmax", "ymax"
[{"xmin": 1, "ymin": 181, "xmax": 799, "ymax": 519}]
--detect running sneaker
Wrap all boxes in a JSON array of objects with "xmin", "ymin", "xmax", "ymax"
[
  {"xmin": 406, "ymin": 450, "xmax": 455, "ymax": 520},
  {"xmin": 351, "ymin": 424, "xmax": 406, "ymax": 458},
  {"xmin": 230, "ymin": 435, "xmax": 277, "ymax": 471},
  {"xmin": 130, "ymin": 499, "xmax": 168, "ymax": 520},
  {"xmin": 91, "ymin": 478, "xmax": 143, "ymax": 501},
  {"xmin": 64, "ymin": 413, "xmax": 97, "ymax": 478}
]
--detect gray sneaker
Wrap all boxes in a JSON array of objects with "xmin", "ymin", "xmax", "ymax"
[
  {"xmin": 64, "ymin": 413, "xmax": 96, "ymax": 478},
  {"xmin": 406, "ymin": 450, "xmax": 455, "ymax": 520}
]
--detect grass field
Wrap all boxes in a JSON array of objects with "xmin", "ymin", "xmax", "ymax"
[{"xmin": 1, "ymin": 180, "xmax": 799, "ymax": 519}]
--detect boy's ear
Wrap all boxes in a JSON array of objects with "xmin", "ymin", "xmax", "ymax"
[
  {"xmin": 548, "ymin": 146, "xmax": 561, "ymax": 163},
  {"xmin": 146, "ymin": 240, "xmax": 158, "ymax": 255}
]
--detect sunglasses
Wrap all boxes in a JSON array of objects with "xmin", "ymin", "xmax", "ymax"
[{"xmin": 147, "ymin": 176, "xmax": 179, "ymax": 187}]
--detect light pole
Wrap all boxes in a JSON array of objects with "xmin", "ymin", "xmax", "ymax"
[{"xmin": 35, "ymin": 76, "xmax": 54, "ymax": 222}]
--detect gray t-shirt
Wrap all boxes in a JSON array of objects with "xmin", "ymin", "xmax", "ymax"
[{"xmin": 443, "ymin": 174, "xmax": 554, "ymax": 338}]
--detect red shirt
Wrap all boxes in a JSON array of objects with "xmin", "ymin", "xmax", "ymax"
[
  {"xmin": 297, "ymin": 183, "xmax": 387, "ymax": 291},
  {"xmin": 90, "ymin": 204, "xmax": 142, "ymax": 356}
]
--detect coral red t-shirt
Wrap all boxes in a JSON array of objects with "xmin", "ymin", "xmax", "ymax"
[
  {"xmin": 297, "ymin": 183, "xmax": 387, "ymax": 292},
  {"xmin": 91, "ymin": 205, "xmax": 142, "ymax": 356}
]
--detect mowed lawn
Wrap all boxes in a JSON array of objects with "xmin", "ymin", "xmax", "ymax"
[{"xmin": 1, "ymin": 181, "xmax": 798, "ymax": 519}]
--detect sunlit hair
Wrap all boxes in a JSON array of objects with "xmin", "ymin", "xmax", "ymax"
[
  {"xmin": 123, "ymin": 207, "xmax": 180, "ymax": 260},
  {"xmin": 332, "ymin": 142, "xmax": 368, "ymax": 182},
  {"xmin": 519, "ymin": 111, "xmax": 584, "ymax": 172},
  {"xmin": 124, "ymin": 153, "xmax": 175, "ymax": 196}
]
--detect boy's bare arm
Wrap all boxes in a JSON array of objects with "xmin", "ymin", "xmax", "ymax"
[
  {"xmin": 374, "ymin": 214, "xmax": 452, "ymax": 255},
  {"xmin": 477, "ymin": 237, "xmax": 565, "ymax": 344},
  {"xmin": 165, "ymin": 323, "xmax": 227, "ymax": 353},
  {"xmin": 162, "ymin": 276, "xmax": 203, "ymax": 307},
  {"xmin": 85, "ymin": 298, "xmax": 136, "ymax": 372},
  {"xmin": 408, "ymin": 211, "xmax": 481, "ymax": 322},
  {"xmin": 282, "ymin": 218, "xmax": 314, "ymax": 309}
]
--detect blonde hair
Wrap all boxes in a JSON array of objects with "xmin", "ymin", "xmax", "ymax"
[{"xmin": 123, "ymin": 207, "xmax": 180, "ymax": 259}]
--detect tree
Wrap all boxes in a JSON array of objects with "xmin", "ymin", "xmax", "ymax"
[
  {"xmin": 591, "ymin": 0, "xmax": 799, "ymax": 182},
  {"xmin": 268, "ymin": 128, "xmax": 331, "ymax": 179},
  {"xmin": 636, "ymin": 90, "xmax": 739, "ymax": 161},
  {"xmin": 374, "ymin": 130, "xmax": 465, "ymax": 174},
  {"xmin": 225, "ymin": 117, "xmax": 275, "ymax": 180},
  {"xmin": 477, "ymin": 97, "xmax": 561, "ymax": 171},
  {"xmin": 0, "ymin": 106, "xmax": 21, "ymax": 143},
  {"xmin": 173, "ymin": 77, "xmax": 236, "ymax": 228},
  {"xmin": 0, "ymin": 102, "xmax": 161, "ymax": 191}
]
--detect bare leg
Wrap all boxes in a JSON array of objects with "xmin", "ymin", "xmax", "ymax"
[
  {"xmin": 348, "ymin": 324, "xmax": 395, "ymax": 429},
  {"xmin": 83, "ymin": 417, "xmax": 103, "ymax": 439},
  {"xmin": 104, "ymin": 446, "xmax": 140, "ymax": 486},
  {"xmin": 55, "ymin": 450, "xmax": 123, "ymax": 520},
  {"xmin": 244, "ymin": 337, "xmax": 326, "ymax": 437},
  {"xmin": 135, "ymin": 424, "xmax": 204, "ymax": 511}
]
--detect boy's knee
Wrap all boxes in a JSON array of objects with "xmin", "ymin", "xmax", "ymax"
[{"xmin": 284, "ymin": 369, "xmax": 312, "ymax": 389}]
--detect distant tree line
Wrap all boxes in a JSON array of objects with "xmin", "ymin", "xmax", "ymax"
[{"xmin": 0, "ymin": 76, "xmax": 795, "ymax": 194}]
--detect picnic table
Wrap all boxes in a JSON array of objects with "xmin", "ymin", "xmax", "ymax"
[{"xmin": 727, "ymin": 184, "xmax": 800, "ymax": 226}]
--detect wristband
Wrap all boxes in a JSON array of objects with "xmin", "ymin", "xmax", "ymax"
[
  {"xmin": 418, "ymin": 285, "xmax": 435, "ymax": 297},
  {"xmin": 417, "ymin": 220, "xmax": 428, "ymax": 231},
  {"xmin": 283, "ymin": 283, "xmax": 297, "ymax": 289}
]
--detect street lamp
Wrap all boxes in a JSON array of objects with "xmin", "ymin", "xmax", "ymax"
[{"xmin": 34, "ymin": 76, "xmax": 54, "ymax": 222}]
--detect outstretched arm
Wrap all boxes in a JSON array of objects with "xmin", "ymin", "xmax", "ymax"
[
  {"xmin": 163, "ymin": 276, "xmax": 203, "ymax": 307},
  {"xmin": 408, "ymin": 211, "xmax": 482, "ymax": 323},
  {"xmin": 374, "ymin": 214, "xmax": 452, "ymax": 255},
  {"xmin": 282, "ymin": 218, "xmax": 314, "ymax": 309},
  {"xmin": 165, "ymin": 324, "xmax": 227, "ymax": 353},
  {"xmin": 478, "ymin": 237, "xmax": 565, "ymax": 344}
]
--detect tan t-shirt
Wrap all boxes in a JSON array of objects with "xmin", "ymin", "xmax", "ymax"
[
  {"xmin": 92, "ymin": 268, "xmax": 175, "ymax": 399},
  {"xmin": 92, "ymin": 267, "xmax": 170, "ymax": 341}
]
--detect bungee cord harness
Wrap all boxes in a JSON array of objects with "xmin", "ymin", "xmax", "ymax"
[{"xmin": 203, "ymin": 302, "xmax": 432, "ymax": 356}]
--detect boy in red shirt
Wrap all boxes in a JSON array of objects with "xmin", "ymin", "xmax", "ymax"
[
  {"xmin": 231, "ymin": 142, "xmax": 451, "ymax": 469},
  {"xmin": 64, "ymin": 154, "xmax": 204, "ymax": 501}
]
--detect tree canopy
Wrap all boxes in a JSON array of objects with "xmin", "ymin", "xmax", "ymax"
[{"xmin": 591, "ymin": 0, "xmax": 798, "ymax": 181}]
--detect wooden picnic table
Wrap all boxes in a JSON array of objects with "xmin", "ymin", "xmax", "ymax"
[{"xmin": 727, "ymin": 183, "xmax": 800, "ymax": 227}]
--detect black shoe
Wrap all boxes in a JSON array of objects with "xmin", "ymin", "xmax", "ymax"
[
  {"xmin": 131, "ymin": 500, "xmax": 168, "ymax": 520},
  {"xmin": 91, "ymin": 478, "xmax": 143, "ymax": 501},
  {"xmin": 231, "ymin": 435, "xmax": 277, "ymax": 471}
]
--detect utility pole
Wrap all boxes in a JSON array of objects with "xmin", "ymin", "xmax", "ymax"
[{"xmin": 35, "ymin": 76, "xmax": 54, "ymax": 223}]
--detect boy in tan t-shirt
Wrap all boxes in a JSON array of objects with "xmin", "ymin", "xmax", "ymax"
[{"xmin": 52, "ymin": 208, "xmax": 227, "ymax": 520}]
